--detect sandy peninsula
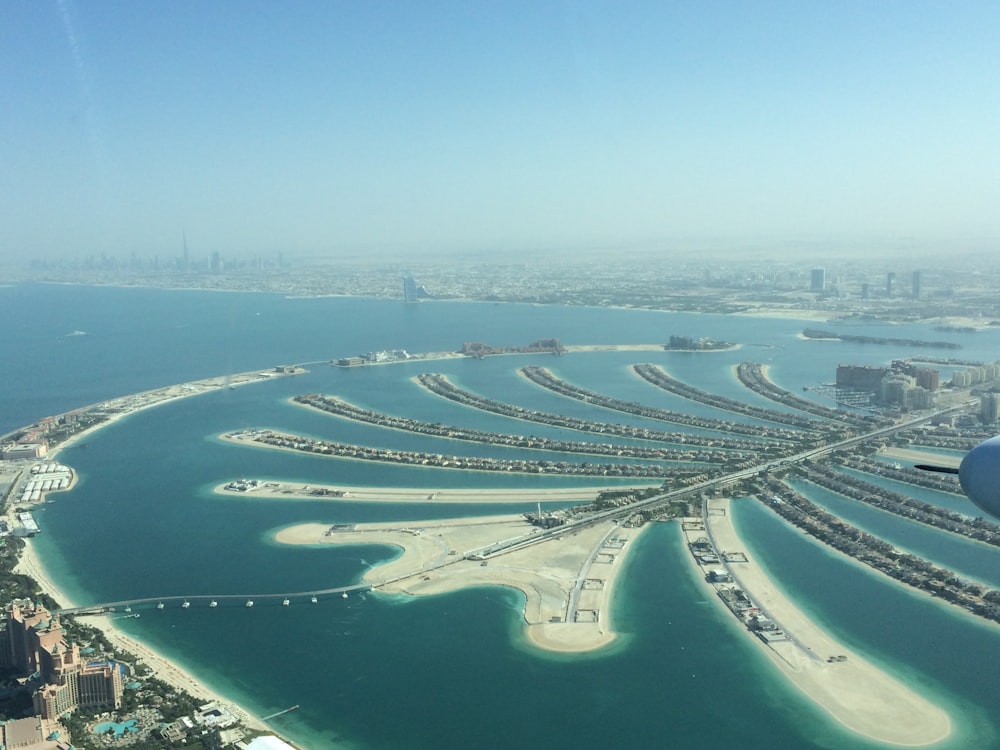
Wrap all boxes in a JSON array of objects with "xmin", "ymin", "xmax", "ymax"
[
  {"xmin": 276, "ymin": 513, "xmax": 648, "ymax": 653},
  {"xmin": 685, "ymin": 497, "xmax": 951, "ymax": 746}
]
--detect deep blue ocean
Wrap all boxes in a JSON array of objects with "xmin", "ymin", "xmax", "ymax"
[{"xmin": 4, "ymin": 283, "xmax": 1000, "ymax": 749}]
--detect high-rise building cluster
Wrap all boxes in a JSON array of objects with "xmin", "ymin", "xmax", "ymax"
[
  {"xmin": 836, "ymin": 362, "xmax": 940, "ymax": 410},
  {"xmin": 2, "ymin": 600, "xmax": 124, "ymax": 720},
  {"xmin": 951, "ymin": 362, "xmax": 1000, "ymax": 388}
]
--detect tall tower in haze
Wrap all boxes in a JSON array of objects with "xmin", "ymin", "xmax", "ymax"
[
  {"xmin": 810, "ymin": 268, "xmax": 826, "ymax": 292},
  {"xmin": 912, "ymin": 270, "xmax": 921, "ymax": 299},
  {"xmin": 886, "ymin": 272, "xmax": 895, "ymax": 298},
  {"xmin": 403, "ymin": 274, "xmax": 418, "ymax": 302}
]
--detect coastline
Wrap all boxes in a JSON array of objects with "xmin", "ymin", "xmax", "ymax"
[
  {"xmin": 2, "ymin": 349, "xmax": 659, "ymax": 746},
  {"xmin": 683, "ymin": 497, "xmax": 952, "ymax": 746},
  {"xmin": 3, "ymin": 367, "xmax": 312, "ymax": 742},
  {"xmin": 1, "ymin": 325, "xmax": 983, "ymax": 746},
  {"xmin": 275, "ymin": 514, "xmax": 649, "ymax": 653},
  {"xmin": 15, "ymin": 524, "xmax": 271, "ymax": 734}
]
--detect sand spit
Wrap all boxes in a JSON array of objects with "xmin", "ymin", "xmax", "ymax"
[
  {"xmin": 684, "ymin": 497, "xmax": 951, "ymax": 746},
  {"xmin": 276, "ymin": 514, "xmax": 649, "ymax": 653}
]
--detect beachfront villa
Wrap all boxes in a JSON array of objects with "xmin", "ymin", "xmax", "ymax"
[{"xmin": 4, "ymin": 601, "xmax": 124, "ymax": 720}]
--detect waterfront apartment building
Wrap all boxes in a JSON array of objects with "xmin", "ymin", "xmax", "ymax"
[
  {"xmin": 836, "ymin": 364, "xmax": 889, "ymax": 391},
  {"xmin": 0, "ymin": 442, "xmax": 48, "ymax": 460},
  {"xmin": 6, "ymin": 601, "xmax": 124, "ymax": 720}
]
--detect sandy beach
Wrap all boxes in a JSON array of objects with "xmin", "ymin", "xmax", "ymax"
[
  {"xmin": 684, "ymin": 497, "xmax": 951, "ymax": 746},
  {"xmin": 5, "ymin": 354, "xmax": 655, "ymax": 742},
  {"xmin": 276, "ymin": 513, "xmax": 649, "ymax": 653},
  {"xmin": 2, "ymin": 344, "xmax": 960, "ymax": 745},
  {"xmin": 4, "ymin": 368, "xmax": 309, "ymax": 737},
  {"xmin": 14, "ymin": 538, "xmax": 268, "ymax": 730}
]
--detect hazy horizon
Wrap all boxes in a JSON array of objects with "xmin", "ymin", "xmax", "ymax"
[{"xmin": 2, "ymin": 1, "xmax": 999, "ymax": 260}]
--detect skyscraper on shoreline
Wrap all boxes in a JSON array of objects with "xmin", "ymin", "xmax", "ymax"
[
  {"xmin": 403, "ymin": 274, "xmax": 418, "ymax": 302},
  {"xmin": 403, "ymin": 274, "xmax": 431, "ymax": 302}
]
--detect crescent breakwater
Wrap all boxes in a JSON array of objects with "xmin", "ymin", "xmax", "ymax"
[
  {"xmin": 8, "ymin": 340, "xmax": 995, "ymax": 748},
  {"xmin": 802, "ymin": 328, "xmax": 963, "ymax": 349},
  {"xmin": 1, "ymin": 365, "xmax": 308, "ymax": 457}
]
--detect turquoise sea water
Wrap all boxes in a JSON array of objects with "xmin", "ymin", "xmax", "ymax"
[{"xmin": 5, "ymin": 284, "xmax": 1000, "ymax": 749}]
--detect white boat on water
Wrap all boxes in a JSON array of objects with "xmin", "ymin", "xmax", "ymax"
[
  {"xmin": 282, "ymin": 599, "xmax": 290, "ymax": 606},
  {"xmin": 310, "ymin": 596, "xmax": 318, "ymax": 604},
  {"xmin": 245, "ymin": 600, "xmax": 254, "ymax": 608},
  {"xmin": 157, "ymin": 602, "xmax": 164, "ymax": 610},
  {"xmin": 182, "ymin": 600, "xmax": 190, "ymax": 609},
  {"xmin": 341, "ymin": 592, "xmax": 348, "ymax": 599},
  {"xmin": 209, "ymin": 600, "xmax": 218, "ymax": 608},
  {"xmin": 124, "ymin": 606, "xmax": 132, "ymax": 613}
]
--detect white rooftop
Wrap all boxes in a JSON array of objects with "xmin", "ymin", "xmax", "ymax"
[{"xmin": 246, "ymin": 736, "xmax": 296, "ymax": 750}]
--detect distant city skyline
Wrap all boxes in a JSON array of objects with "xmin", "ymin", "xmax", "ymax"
[{"xmin": 2, "ymin": 1, "xmax": 999, "ymax": 260}]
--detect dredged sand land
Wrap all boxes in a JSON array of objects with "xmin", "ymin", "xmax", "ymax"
[
  {"xmin": 276, "ymin": 494, "xmax": 952, "ymax": 744},
  {"xmin": 276, "ymin": 513, "xmax": 646, "ymax": 653},
  {"xmin": 686, "ymin": 497, "xmax": 951, "ymax": 746}
]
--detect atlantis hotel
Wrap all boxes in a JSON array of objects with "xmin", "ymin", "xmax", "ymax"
[{"xmin": 3, "ymin": 600, "xmax": 124, "ymax": 720}]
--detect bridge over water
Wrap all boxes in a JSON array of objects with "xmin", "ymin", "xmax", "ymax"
[
  {"xmin": 56, "ymin": 583, "xmax": 373, "ymax": 616},
  {"xmin": 56, "ymin": 405, "xmax": 966, "ymax": 618}
]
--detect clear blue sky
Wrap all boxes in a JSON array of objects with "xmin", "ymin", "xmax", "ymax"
[{"xmin": 2, "ymin": 1, "xmax": 998, "ymax": 260}]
